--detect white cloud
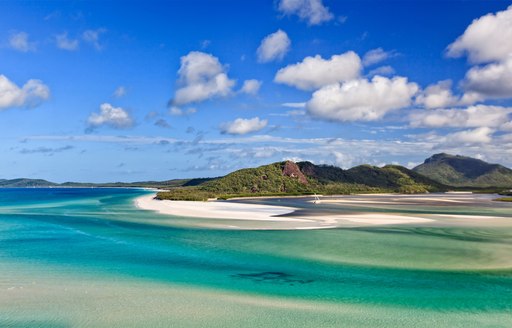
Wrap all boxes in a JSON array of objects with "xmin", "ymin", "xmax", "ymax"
[
  {"xmin": 277, "ymin": 0, "xmax": 334, "ymax": 25},
  {"xmin": 447, "ymin": 5, "xmax": 512, "ymax": 63},
  {"xmin": 362, "ymin": 48, "xmax": 396, "ymax": 66},
  {"xmin": 332, "ymin": 151, "xmax": 355, "ymax": 169},
  {"xmin": 444, "ymin": 127, "xmax": 494, "ymax": 145},
  {"xmin": 87, "ymin": 103, "xmax": 134, "ymax": 129},
  {"xmin": 0, "ymin": 75, "xmax": 50, "ymax": 109},
  {"xmin": 415, "ymin": 80, "xmax": 459, "ymax": 109},
  {"xmin": 82, "ymin": 28, "xmax": 106, "ymax": 50},
  {"xmin": 55, "ymin": 33, "xmax": 79, "ymax": 51},
  {"xmin": 275, "ymin": 51, "xmax": 362, "ymax": 90},
  {"xmin": 257, "ymin": 30, "xmax": 291, "ymax": 63},
  {"xmin": 220, "ymin": 117, "xmax": 268, "ymax": 135},
  {"xmin": 240, "ymin": 79, "xmax": 262, "ymax": 95},
  {"xmin": 409, "ymin": 105, "xmax": 512, "ymax": 130},
  {"xmin": 169, "ymin": 106, "xmax": 197, "ymax": 116},
  {"xmin": 8, "ymin": 31, "xmax": 35, "ymax": 52},
  {"xmin": 367, "ymin": 65, "xmax": 395, "ymax": 77},
  {"xmin": 113, "ymin": 86, "xmax": 127, "ymax": 98},
  {"xmin": 462, "ymin": 56, "xmax": 512, "ymax": 100},
  {"xmin": 306, "ymin": 76, "xmax": 418, "ymax": 121},
  {"xmin": 445, "ymin": 6, "xmax": 512, "ymax": 103},
  {"xmin": 27, "ymin": 132, "xmax": 512, "ymax": 169},
  {"xmin": 173, "ymin": 51, "xmax": 235, "ymax": 106}
]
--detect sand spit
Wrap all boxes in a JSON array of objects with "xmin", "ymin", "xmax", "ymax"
[{"xmin": 134, "ymin": 194, "xmax": 439, "ymax": 229}]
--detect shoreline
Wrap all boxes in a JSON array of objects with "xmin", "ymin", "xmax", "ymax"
[
  {"xmin": 134, "ymin": 194, "xmax": 441, "ymax": 230},
  {"xmin": 134, "ymin": 194, "xmax": 304, "ymax": 222}
]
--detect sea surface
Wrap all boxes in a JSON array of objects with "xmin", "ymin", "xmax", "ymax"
[{"xmin": 0, "ymin": 188, "xmax": 511, "ymax": 327}]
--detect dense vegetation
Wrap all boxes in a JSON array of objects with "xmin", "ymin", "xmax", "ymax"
[
  {"xmin": 413, "ymin": 153, "xmax": 512, "ymax": 188},
  {"xmin": 156, "ymin": 161, "xmax": 447, "ymax": 201}
]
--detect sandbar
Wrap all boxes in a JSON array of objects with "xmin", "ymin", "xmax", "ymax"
[{"xmin": 134, "ymin": 194, "xmax": 437, "ymax": 229}]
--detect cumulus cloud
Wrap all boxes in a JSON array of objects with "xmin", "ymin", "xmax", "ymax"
[
  {"xmin": 444, "ymin": 127, "xmax": 494, "ymax": 145},
  {"xmin": 240, "ymin": 79, "xmax": 262, "ymax": 95},
  {"xmin": 415, "ymin": 80, "xmax": 459, "ymax": 109},
  {"xmin": 277, "ymin": 0, "xmax": 334, "ymax": 25},
  {"xmin": 257, "ymin": 30, "xmax": 291, "ymax": 63},
  {"xmin": 409, "ymin": 105, "xmax": 512, "ymax": 130},
  {"xmin": 306, "ymin": 76, "xmax": 418, "ymax": 121},
  {"xmin": 0, "ymin": 75, "xmax": 50, "ymax": 109},
  {"xmin": 172, "ymin": 51, "xmax": 235, "ymax": 106},
  {"xmin": 275, "ymin": 51, "xmax": 362, "ymax": 90},
  {"xmin": 87, "ymin": 103, "xmax": 134, "ymax": 129},
  {"xmin": 445, "ymin": 6, "xmax": 512, "ymax": 103},
  {"xmin": 55, "ymin": 32, "xmax": 79, "ymax": 51},
  {"xmin": 461, "ymin": 56, "xmax": 512, "ymax": 100},
  {"xmin": 220, "ymin": 117, "xmax": 268, "ymax": 135},
  {"xmin": 362, "ymin": 48, "xmax": 396, "ymax": 66},
  {"xmin": 8, "ymin": 31, "xmax": 36, "ymax": 52},
  {"xmin": 447, "ymin": 5, "xmax": 512, "ymax": 63},
  {"xmin": 82, "ymin": 28, "xmax": 106, "ymax": 50}
]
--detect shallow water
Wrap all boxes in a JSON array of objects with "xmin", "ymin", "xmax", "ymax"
[{"xmin": 0, "ymin": 188, "xmax": 511, "ymax": 327}]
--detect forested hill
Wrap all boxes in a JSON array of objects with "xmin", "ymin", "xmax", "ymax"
[
  {"xmin": 413, "ymin": 153, "xmax": 512, "ymax": 188},
  {"xmin": 157, "ymin": 161, "xmax": 447, "ymax": 201}
]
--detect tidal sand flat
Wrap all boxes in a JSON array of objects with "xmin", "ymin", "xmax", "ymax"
[
  {"xmin": 136, "ymin": 194, "xmax": 437, "ymax": 229},
  {"xmin": 135, "ymin": 194, "xmax": 300, "ymax": 221},
  {"xmin": 135, "ymin": 192, "xmax": 511, "ymax": 230},
  {"xmin": 1, "ymin": 188, "xmax": 512, "ymax": 327}
]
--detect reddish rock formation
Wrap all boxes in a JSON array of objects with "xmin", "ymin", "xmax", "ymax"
[{"xmin": 282, "ymin": 161, "xmax": 308, "ymax": 185}]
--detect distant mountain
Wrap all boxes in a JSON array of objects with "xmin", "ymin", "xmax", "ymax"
[
  {"xmin": 346, "ymin": 164, "xmax": 447, "ymax": 192},
  {"xmin": 0, "ymin": 178, "xmax": 216, "ymax": 189},
  {"xmin": 0, "ymin": 178, "xmax": 57, "ymax": 188},
  {"xmin": 413, "ymin": 153, "xmax": 512, "ymax": 188},
  {"xmin": 158, "ymin": 161, "xmax": 447, "ymax": 200}
]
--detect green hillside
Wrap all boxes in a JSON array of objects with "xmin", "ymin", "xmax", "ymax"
[
  {"xmin": 157, "ymin": 160, "xmax": 447, "ymax": 200},
  {"xmin": 413, "ymin": 153, "xmax": 512, "ymax": 188},
  {"xmin": 346, "ymin": 165, "xmax": 445, "ymax": 193}
]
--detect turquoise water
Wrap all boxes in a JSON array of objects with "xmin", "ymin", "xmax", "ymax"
[{"xmin": 1, "ymin": 188, "xmax": 511, "ymax": 327}]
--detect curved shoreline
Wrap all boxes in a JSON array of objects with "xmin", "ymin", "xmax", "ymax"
[
  {"xmin": 134, "ymin": 194, "xmax": 440, "ymax": 230},
  {"xmin": 134, "ymin": 194, "xmax": 302, "ymax": 222}
]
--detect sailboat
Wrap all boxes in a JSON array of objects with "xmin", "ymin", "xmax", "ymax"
[{"xmin": 313, "ymin": 193, "xmax": 320, "ymax": 204}]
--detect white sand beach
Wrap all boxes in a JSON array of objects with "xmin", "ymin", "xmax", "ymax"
[
  {"xmin": 134, "ymin": 194, "xmax": 438, "ymax": 229},
  {"xmin": 134, "ymin": 195, "xmax": 303, "ymax": 222}
]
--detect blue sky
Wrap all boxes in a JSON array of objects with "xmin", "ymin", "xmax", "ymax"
[{"xmin": 1, "ymin": 0, "xmax": 512, "ymax": 182}]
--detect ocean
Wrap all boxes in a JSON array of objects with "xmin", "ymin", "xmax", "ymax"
[{"xmin": 1, "ymin": 188, "xmax": 511, "ymax": 327}]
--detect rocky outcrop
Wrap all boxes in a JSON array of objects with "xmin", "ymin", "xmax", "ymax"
[{"xmin": 282, "ymin": 161, "xmax": 308, "ymax": 185}]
